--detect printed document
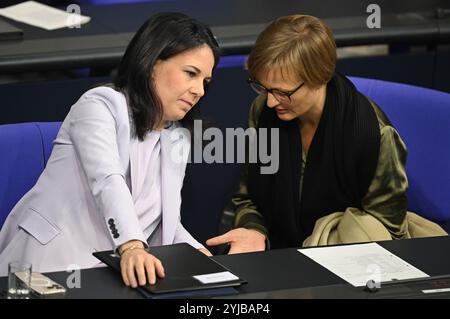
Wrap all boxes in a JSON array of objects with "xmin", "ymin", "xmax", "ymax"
[{"xmin": 299, "ymin": 242, "xmax": 429, "ymax": 287}]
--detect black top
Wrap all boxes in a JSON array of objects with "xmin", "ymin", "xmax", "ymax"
[{"xmin": 248, "ymin": 73, "xmax": 382, "ymax": 248}]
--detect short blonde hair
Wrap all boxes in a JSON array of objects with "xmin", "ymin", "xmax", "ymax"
[{"xmin": 247, "ymin": 15, "xmax": 337, "ymax": 86}]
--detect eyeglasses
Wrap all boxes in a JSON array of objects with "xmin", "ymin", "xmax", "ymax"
[{"xmin": 247, "ymin": 78, "xmax": 305, "ymax": 103}]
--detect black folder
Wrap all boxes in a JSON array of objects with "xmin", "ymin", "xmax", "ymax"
[
  {"xmin": 93, "ymin": 243, "xmax": 246, "ymax": 295},
  {"xmin": 0, "ymin": 17, "xmax": 23, "ymax": 41}
]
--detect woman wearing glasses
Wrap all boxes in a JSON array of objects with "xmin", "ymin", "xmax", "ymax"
[{"xmin": 207, "ymin": 14, "xmax": 445, "ymax": 252}]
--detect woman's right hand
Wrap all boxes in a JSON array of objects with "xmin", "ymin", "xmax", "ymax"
[
  {"xmin": 206, "ymin": 228, "xmax": 266, "ymax": 254},
  {"xmin": 119, "ymin": 241, "xmax": 165, "ymax": 288}
]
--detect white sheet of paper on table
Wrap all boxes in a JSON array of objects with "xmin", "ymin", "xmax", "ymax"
[
  {"xmin": 0, "ymin": 1, "xmax": 91, "ymax": 30},
  {"xmin": 298, "ymin": 242, "xmax": 429, "ymax": 287}
]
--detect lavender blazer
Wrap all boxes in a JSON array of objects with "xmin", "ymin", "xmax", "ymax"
[{"xmin": 0, "ymin": 87, "xmax": 202, "ymax": 276}]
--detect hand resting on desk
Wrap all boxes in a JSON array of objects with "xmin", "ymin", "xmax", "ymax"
[
  {"xmin": 119, "ymin": 240, "xmax": 165, "ymax": 288},
  {"xmin": 119, "ymin": 241, "xmax": 213, "ymax": 288},
  {"xmin": 206, "ymin": 228, "xmax": 266, "ymax": 254}
]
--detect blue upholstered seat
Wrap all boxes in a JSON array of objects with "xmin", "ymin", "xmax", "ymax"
[{"xmin": 349, "ymin": 77, "xmax": 450, "ymax": 230}]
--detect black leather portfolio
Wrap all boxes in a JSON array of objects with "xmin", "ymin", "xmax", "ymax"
[
  {"xmin": 0, "ymin": 17, "xmax": 23, "ymax": 41},
  {"xmin": 93, "ymin": 243, "xmax": 246, "ymax": 295}
]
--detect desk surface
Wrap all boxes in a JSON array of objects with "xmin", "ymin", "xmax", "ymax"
[
  {"xmin": 1, "ymin": 236, "xmax": 449, "ymax": 299},
  {"xmin": 1, "ymin": 0, "xmax": 449, "ymax": 73}
]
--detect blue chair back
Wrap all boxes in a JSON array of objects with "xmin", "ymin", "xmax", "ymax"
[
  {"xmin": 349, "ymin": 77, "xmax": 450, "ymax": 225},
  {"xmin": 0, "ymin": 122, "xmax": 61, "ymax": 228}
]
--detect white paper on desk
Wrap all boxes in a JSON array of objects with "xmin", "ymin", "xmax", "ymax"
[
  {"xmin": 193, "ymin": 271, "xmax": 239, "ymax": 284},
  {"xmin": 298, "ymin": 242, "xmax": 429, "ymax": 287},
  {"xmin": 0, "ymin": 1, "xmax": 90, "ymax": 30}
]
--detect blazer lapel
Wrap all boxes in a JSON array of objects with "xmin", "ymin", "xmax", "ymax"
[
  {"xmin": 128, "ymin": 137, "xmax": 139, "ymax": 201},
  {"xmin": 160, "ymin": 125, "xmax": 190, "ymax": 245},
  {"xmin": 115, "ymin": 100, "xmax": 133, "ymax": 195}
]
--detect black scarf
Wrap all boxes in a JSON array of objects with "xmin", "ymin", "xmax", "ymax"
[{"xmin": 247, "ymin": 73, "xmax": 381, "ymax": 248}]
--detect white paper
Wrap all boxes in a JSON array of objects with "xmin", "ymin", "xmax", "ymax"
[
  {"xmin": 298, "ymin": 242, "xmax": 429, "ymax": 287},
  {"xmin": 0, "ymin": 1, "xmax": 90, "ymax": 30},
  {"xmin": 193, "ymin": 271, "xmax": 239, "ymax": 284}
]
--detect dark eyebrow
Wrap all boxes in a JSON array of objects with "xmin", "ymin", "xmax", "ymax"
[{"xmin": 187, "ymin": 65, "xmax": 212, "ymax": 81}]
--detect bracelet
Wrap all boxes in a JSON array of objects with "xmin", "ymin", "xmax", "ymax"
[{"xmin": 119, "ymin": 245, "xmax": 147, "ymax": 257}]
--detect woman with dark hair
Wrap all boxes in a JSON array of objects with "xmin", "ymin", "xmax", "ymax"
[{"xmin": 0, "ymin": 12, "xmax": 220, "ymax": 288}]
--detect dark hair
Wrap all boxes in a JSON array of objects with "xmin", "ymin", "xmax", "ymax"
[{"xmin": 113, "ymin": 12, "xmax": 220, "ymax": 140}]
